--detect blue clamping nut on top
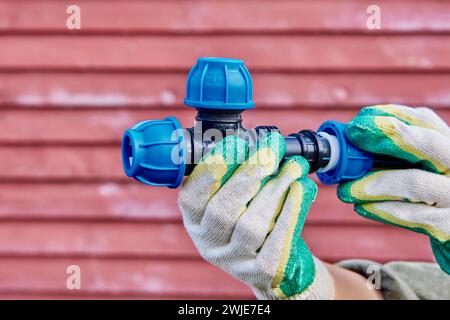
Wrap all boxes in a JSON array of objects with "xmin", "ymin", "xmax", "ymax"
[
  {"xmin": 121, "ymin": 116, "xmax": 186, "ymax": 188},
  {"xmin": 184, "ymin": 57, "xmax": 255, "ymax": 110},
  {"xmin": 316, "ymin": 121, "xmax": 374, "ymax": 185}
]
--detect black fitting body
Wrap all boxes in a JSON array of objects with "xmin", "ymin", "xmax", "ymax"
[{"xmin": 184, "ymin": 109, "xmax": 331, "ymax": 175}]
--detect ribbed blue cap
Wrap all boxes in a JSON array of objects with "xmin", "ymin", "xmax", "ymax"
[
  {"xmin": 317, "ymin": 121, "xmax": 374, "ymax": 185},
  {"xmin": 121, "ymin": 116, "xmax": 186, "ymax": 188},
  {"xmin": 184, "ymin": 57, "xmax": 255, "ymax": 110}
]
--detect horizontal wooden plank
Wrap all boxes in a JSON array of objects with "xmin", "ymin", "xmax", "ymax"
[
  {"xmin": 1, "ymin": 109, "xmax": 449, "ymax": 145},
  {"xmin": 0, "ymin": 109, "xmax": 356, "ymax": 144},
  {"xmin": 0, "ymin": 258, "xmax": 253, "ymax": 298},
  {"xmin": 0, "ymin": 222, "xmax": 197, "ymax": 258},
  {"xmin": 1, "ymin": 35, "xmax": 449, "ymax": 71},
  {"xmin": 0, "ymin": 182, "xmax": 371, "ymax": 226},
  {"xmin": 2, "ymin": 73, "xmax": 450, "ymax": 109},
  {"xmin": 0, "ymin": 183, "xmax": 183, "ymax": 221},
  {"xmin": 0, "ymin": 222, "xmax": 434, "ymax": 262},
  {"xmin": 1, "ymin": 1, "xmax": 449, "ymax": 34},
  {"xmin": 0, "ymin": 146, "xmax": 122, "ymax": 181}
]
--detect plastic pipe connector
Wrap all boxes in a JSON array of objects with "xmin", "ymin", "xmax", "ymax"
[{"xmin": 122, "ymin": 57, "xmax": 412, "ymax": 188}]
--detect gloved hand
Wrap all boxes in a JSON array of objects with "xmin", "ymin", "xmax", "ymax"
[
  {"xmin": 178, "ymin": 132, "xmax": 335, "ymax": 299},
  {"xmin": 338, "ymin": 104, "xmax": 450, "ymax": 274}
]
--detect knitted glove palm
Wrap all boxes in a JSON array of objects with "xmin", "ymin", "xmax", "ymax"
[
  {"xmin": 338, "ymin": 105, "xmax": 450, "ymax": 274},
  {"xmin": 178, "ymin": 132, "xmax": 334, "ymax": 299}
]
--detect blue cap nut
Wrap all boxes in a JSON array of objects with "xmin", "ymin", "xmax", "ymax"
[
  {"xmin": 121, "ymin": 116, "xmax": 186, "ymax": 188},
  {"xmin": 184, "ymin": 57, "xmax": 255, "ymax": 110},
  {"xmin": 317, "ymin": 121, "xmax": 374, "ymax": 185}
]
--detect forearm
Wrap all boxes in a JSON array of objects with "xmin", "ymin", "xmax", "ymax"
[{"xmin": 325, "ymin": 263, "xmax": 383, "ymax": 300}]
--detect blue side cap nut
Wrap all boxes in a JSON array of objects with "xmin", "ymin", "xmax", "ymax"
[
  {"xmin": 184, "ymin": 57, "xmax": 255, "ymax": 110},
  {"xmin": 317, "ymin": 121, "xmax": 374, "ymax": 185},
  {"xmin": 121, "ymin": 116, "xmax": 186, "ymax": 188}
]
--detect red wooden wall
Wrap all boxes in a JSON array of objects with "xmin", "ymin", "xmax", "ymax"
[{"xmin": 0, "ymin": 0, "xmax": 449, "ymax": 299}]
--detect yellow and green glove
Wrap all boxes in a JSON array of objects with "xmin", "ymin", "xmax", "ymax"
[
  {"xmin": 178, "ymin": 132, "xmax": 335, "ymax": 299},
  {"xmin": 338, "ymin": 104, "xmax": 450, "ymax": 274}
]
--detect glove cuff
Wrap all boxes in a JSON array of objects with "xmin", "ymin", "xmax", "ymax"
[
  {"xmin": 287, "ymin": 257, "xmax": 335, "ymax": 300},
  {"xmin": 253, "ymin": 257, "xmax": 335, "ymax": 300}
]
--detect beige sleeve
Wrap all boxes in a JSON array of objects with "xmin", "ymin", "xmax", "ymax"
[{"xmin": 337, "ymin": 259, "xmax": 450, "ymax": 300}]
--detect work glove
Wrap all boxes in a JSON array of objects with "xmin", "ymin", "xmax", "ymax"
[
  {"xmin": 178, "ymin": 132, "xmax": 335, "ymax": 299},
  {"xmin": 338, "ymin": 104, "xmax": 450, "ymax": 274}
]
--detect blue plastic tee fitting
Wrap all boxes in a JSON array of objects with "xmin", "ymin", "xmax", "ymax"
[{"xmin": 121, "ymin": 57, "xmax": 407, "ymax": 188}]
